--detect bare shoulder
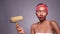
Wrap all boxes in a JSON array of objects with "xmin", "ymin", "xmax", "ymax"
[
  {"xmin": 50, "ymin": 20, "xmax": 60, "ymax": 34},
  {"xmin": 51, "ymin": 20, "xmax": 57, "ymax": 22},
  {"xmin": 50, "ymin": 20, "xmax": 59, "ymax": 28},
  {"xmin": 50, "ymin": 20, "xmax": 57, "ymax": 25},
  {"xmin": 31, "ymin": 23, "xmax": 38, "ymax": 30},
  {"xmin": 31, "ymin": 23, "xmax": 37, "ymax": 28},
  {"xmin": 46, "ymin": 20, "xmax": 58, "ymax": 26}
]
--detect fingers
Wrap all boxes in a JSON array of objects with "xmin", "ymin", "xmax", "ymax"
[{"xmin": 16, "ymin": 24, "xmax": 25, "ymax": 34}]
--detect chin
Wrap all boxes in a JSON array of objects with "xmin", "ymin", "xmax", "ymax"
[
  {"xmin": 39, "ymin": 17, "xmax": 45, "ymax": 21},
  {"xmin": 40, "ymin": 19, "xmax": 44, "ymax": 21}
]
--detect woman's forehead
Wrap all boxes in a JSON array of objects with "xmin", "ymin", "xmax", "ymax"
[{"xmin": 39, "ymin": 7, "xmax": 45, "ymax": 10}]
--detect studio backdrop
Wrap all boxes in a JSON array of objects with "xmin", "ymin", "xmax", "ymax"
[{"xmin": 0, "ymin": 0, "xmax": 60, "ymax": 34}]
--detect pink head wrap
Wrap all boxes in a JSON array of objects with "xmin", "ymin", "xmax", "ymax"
[{"xmin": 36, "ymin": 4, "xmax": 48, "ymax": 13}]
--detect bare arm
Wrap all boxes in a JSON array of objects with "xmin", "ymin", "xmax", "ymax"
[
  {"xmin": 16, "ymin": 23, "xmax": 25, "ymax": 34},
  {"xmin": 51, "ymin": 20, "xmax": 60, "ymax": 34},
  {"xmin": 31, "ymin": 24, "xmax": 36, "ymax": 34}
]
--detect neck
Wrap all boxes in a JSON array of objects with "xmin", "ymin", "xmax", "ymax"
[{"xmin": 39, "ymin": 18, "xmax": 46, "ymax": 23}]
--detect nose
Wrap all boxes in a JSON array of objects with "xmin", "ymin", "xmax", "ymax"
[
  {"xmin": 40, "ymin": 13, "xmax": 43, "ymax": 16},
  {"xmin": 40, "ymin": 11, "xmax": 43, "ymax": 15}
]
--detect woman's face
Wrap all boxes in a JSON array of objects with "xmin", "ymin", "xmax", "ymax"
[{"xmin": 36, "ymin": 7, "xmax": 47, "ymax": 20}]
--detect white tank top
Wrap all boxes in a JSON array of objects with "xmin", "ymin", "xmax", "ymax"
[{"xmin": 35, "ymin": 33, "xmax": 53, "ymax": 34}]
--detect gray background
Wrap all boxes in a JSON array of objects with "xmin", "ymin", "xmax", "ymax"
[{"xmin": 0, "ymin": 0, "xmax": 60, "ymax": 34}]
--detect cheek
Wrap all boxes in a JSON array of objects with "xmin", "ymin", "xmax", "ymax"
[
  {"xmin": 43, "ymin": 13, "xmax": 47, "ymax": 16},
  {"xmin": 36, "ymin": 13, "xmax": 39, "ymax": 17},
  {"xmin": 36, "ymin": 12, "xmax": 40, "ymax": 16}
]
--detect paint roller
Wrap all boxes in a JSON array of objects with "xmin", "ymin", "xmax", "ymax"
[{"xmin": 10, "ymin": 16, "xmax": 23, "ymax": 23}]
